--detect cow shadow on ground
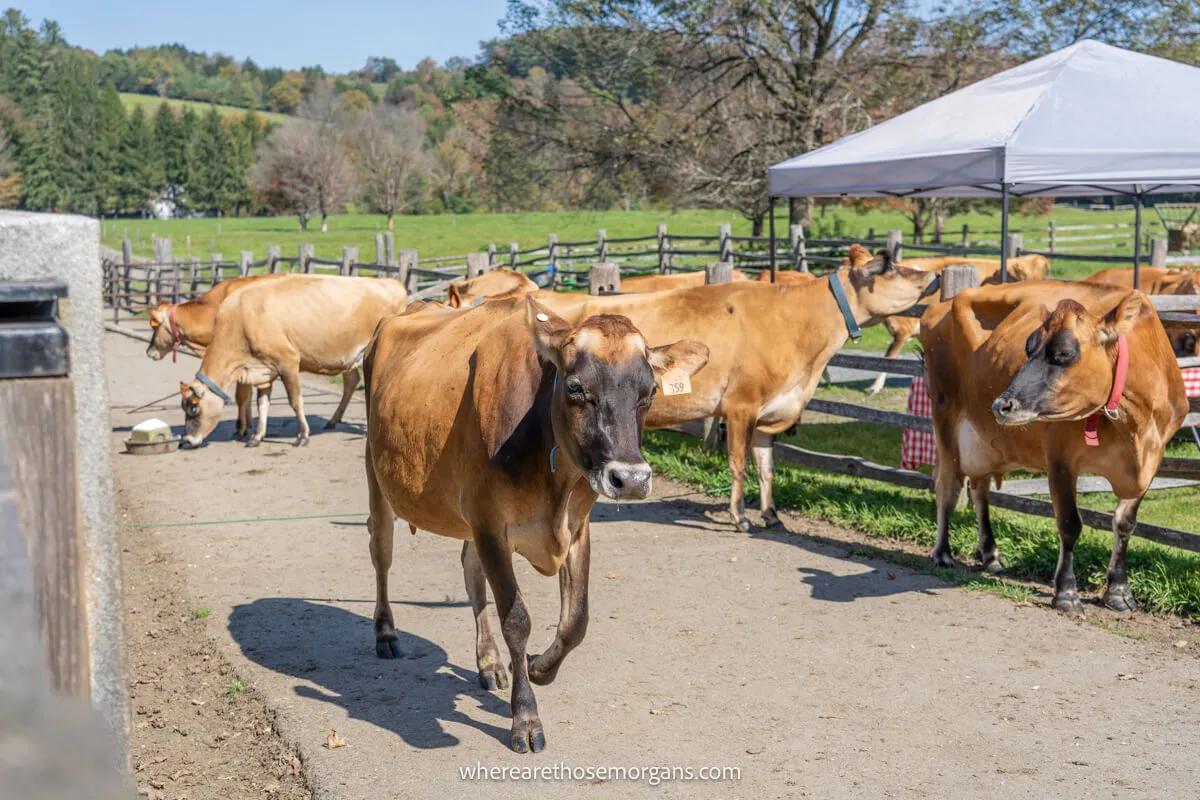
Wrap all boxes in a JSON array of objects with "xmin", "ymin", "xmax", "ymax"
[
  {"xmin": 111, "ymin": 416, "xmax": 365, "ymax": 443},
  {"xmin": 596, "ymin": 494, "xmax": 945, "ymax": 603},
  {"xmin": 228, "ymin": 598, "xmax": 511, "ymax": 749}
]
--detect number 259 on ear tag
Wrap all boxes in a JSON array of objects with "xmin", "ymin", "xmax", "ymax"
[{"xmin": 661, "ymin": 370, "xmax": 692, "ymax": 397}]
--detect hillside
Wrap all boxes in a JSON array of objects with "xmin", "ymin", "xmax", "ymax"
[{"xmin": 119, "ymin": 93, "xmax": 290, "ymax": 126}]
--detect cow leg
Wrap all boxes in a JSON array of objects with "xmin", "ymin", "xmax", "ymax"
[
  {"xmin": 279, "ymin": 366, "xmax": 310, "ymax": 447},
  {"xmin": 366, "ymin": 442, "xmax": 401, "ymax": 658},
  {"xmin": 529, "ymin": 520, "xmax": 590, "ymax": 686},
  {"xmin": 234, "ymin": 383, "xmax": 252, "ymax": 440},
  {"xmin": 326, "ymin": 367, "xmax": 359, "ymax": 430},
  {"xmin": 751, "ymin": 430, "xmax": 779, "ymax": 527},
  {"xmin": 931, "ymin": 456, "xmax": 962, "ymax": 568},
  {"xmin": 461, "ymin": 541, "xmax": 508, "ymax": 690},
  {"xmin": 1102, "ymin": 495, "xmax": 1142, "ymax": 612},
  {"xmin": 971, "ymin": 477, "xmax": 1003, "ymax": 574},
  {"xmin": 474, "ymin": 534, "xmax": 543, "ymax": 754},
  {"xmin": 1047, "ymin": 461, "xmax": 1085, "ymax": 615},
  {"xmin": 725, "ymin": 413, "xmax": 756, "ymax": 532},
  {"xmin": 866, "ymin": 329, "xmax": 909, "ymax": 396},
  {"xmin": 247, "ymin": 383, "xmax": 271, "ymax": 447}
]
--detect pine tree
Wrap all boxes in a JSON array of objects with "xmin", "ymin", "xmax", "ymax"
[
  {"xmin": 84, "ymin": 83, "xmax": 126, "ymax": 215},
  {"xmin": 175, "ymin": 106, "xmax": 199, "ymax": 213},
  {"xmin": 189, "ymin": 106, "xmax": 229, "ymax": 213},
  {"xmin": 117, "ymin": 105, "xmax": 154, "ymax": 215}
]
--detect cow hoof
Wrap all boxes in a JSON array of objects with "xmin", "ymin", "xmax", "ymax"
[
  {"xmin": 1052, "ymin": 593, "xmax": 1085, "ymax": 617},
  {"xmin": 510, "ymin": 720, "xmax": 546, "ymax": 754},
  {"xmin": 735, "ymin": 516, "xmax": 752, "ymax": 533},
  {"xmin": 762, "ymin": 508, "xmax": 781, "ymax": 528},
  {"xmin": 376, "ymin": 636, "xmax": 402, "ymax": 659},
  {"xmin": 1103, "ymin": 586, "xmax": 1138, "ymax": 613},
  {"xmin": 294, "ymin": 435, "xmax": 309, "ymax": 448},
  {"xmin": 324, "ymin": 420, "xmax": 338, "ymax": 431},
  {"xmin": 977, "ymin": 552, "xmax": 1004, "ymax": 575},
  {"xmin": 931, "ymin": 549, "xmax": 956, "ymax": 569},
  {"xmin": 246, "ymin": 438, "xmax": 262, "ymax": 449},
  {"xmin": 527, "ymin": 654, "xmax": 561, "ymax": 686},
  {"xmin": 478, "ymin": 663, "xmax": 509, "ymax": 691}
]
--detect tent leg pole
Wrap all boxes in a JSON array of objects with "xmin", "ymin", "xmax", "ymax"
[
  {"xmin": 1133, "ymin": 193, "xmax": 1143, "ymax": 289},
  {"xmin": 1000, "ymin": 184, "xmax": 1009, "ymax": 283},
  {"xmin": 769, "ymin": 196, "xmax": 778, "ymax": 284}
]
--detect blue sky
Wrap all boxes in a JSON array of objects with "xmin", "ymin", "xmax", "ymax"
[{"xmin": 20, "ymin": 0, "xmax": 511, "ymax": 72}]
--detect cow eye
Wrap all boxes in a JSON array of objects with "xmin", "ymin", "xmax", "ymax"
[{"xmin": 566, "ymin": 378, "xmax": 583, "ymax": 395}]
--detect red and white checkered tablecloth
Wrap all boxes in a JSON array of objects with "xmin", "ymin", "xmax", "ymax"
[{"xmin": 900, "ymin": 368, "xmax": 1200, "ymax": 471}]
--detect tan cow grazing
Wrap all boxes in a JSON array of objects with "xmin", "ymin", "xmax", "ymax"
[
  {"xmin": 148, "ymin": 274, "xmax": 286, "ymax": 439},
  {"xmin": 920, "ymin": 281, "xmax": 1188, "ymax": 614},
  {"xmin": 445, "ymin": 266, "xmax": 749, "ymax": 308},
  {"xmin": 533, "ymin": 251, "xmax": 939, "ymax": 531},
  {"xmin": 179, "ymin": 275, "xmax": 407, "ymax": 447},
  {"xmin": 865, "ymin": 248, "xmax": 1053, "ymax": 395},
  {"xmin": 363, "ymin": 295, "xmax": 708, "ymax": 753},
  {"xmin": 1084, "ymin": 266, "xmax": 1200, "ymax": 356}
]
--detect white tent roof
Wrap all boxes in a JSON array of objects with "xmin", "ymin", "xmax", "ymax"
[{"xmin": 768, "ymin": 40, "xmax": 1200, "ymax": 198}]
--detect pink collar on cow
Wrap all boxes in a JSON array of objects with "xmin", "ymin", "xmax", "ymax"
[{"xmin": 1083, "ymin": 334, "xmax": 1129, "ymax": 447}]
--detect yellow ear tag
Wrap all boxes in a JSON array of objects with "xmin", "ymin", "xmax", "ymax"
[{"xmin": 661, "ymin": 370, "xmax": 692, "ymax": 396}]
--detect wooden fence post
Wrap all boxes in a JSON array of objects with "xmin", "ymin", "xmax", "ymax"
[
  {"xmin": 296, "ymin": 244, "xmax": 311, "ymax": 274},
  {"xmin": 238, "ymin": 251, "xmax": 251, "ymax": 278},
  {"xmin": 867, "ymin": 227, "xmax": 875, "ymax": 242},
  {"xmin": 385, "ymin": 232, "xmax": 396, "ymax": 268},
  {"xmin": 342, "ymin": 246, "xmax": 358, "ymax": 276},
  {"xmin": 375, "ymin": 233, "xmax": 385, "ymax": 266},
  {"xmin": 509, "ymin": 242, "xmax": 519, "ymax": 270},
  {"xmin": 547, "ymin": 234, "xmax": 558, "ymax": 273},
  {"xmin": 597, "ymin": 229, "xmax": 608, "ymax": 262},
  {"xmin": 657, "ymin": 224, "xmax": 668, "ymax": 273},
  {"xmin": 1151, "ymin": 237, "xmax": 1168, "ymax": 268},
  {"xmin": 588, "ymin": 262, "xmax": 621, "ymax": 296},
  {"xmin": 790, "ymin": 224, "xmax": 807, "ymax": 271},
  {"xmin": 887, "ymin": 229, "xmax": 903, "ymax": 262},
  {"xmin": 1048, "ymin": 220, "xmax": 1056, "ymax": 254},
  {"xmin": 466, "ymin": 252, "xmax": 489, "ymax": 278},
  {"xmin": 718, "ymin": 223, "xmax": 732, "ymax": 263},
  {"xmin": 941, "ymin": 264, "xmax": 980, "ymax": 301},
  {"xmin": 1005, "ymin": 232, "xmax": 1023, "ymax": 260},
  {"xmin": 399, "ymin": 249, "xmax": 419, "ymax": 295},
  {"xmin": 120, "ymin": 239, "xmax": 133, "ymax": 315},
  {"xmin": 185, "ymin": 235, "xmax": 192, "ymax": 261},
  {"xmin": 961, "ymin": 224, "xmax": 970, "ymax": 248},
  {"xmin": 705, "ymin": 262, "xmax": 734, "ymax": 285},
  {"xmin": 487, "ymin": 243, "xmax": 497, "ymax": 267}
]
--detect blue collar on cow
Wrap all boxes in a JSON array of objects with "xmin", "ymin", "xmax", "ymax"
[
  {"xmin": 474, "ymin": 295, "xmax": 486, "ymax": 307},
  {"xmin": 194, "ymin": 372, "xmax": 234, "ymax": 405},
  {"xmin": 828, "ymin": 273, "xmax": 862, "ymax": 341}
]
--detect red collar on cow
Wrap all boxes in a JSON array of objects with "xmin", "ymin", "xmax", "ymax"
[
  {"xmin": 168, "ymin": 304, "xmax": 181, "ymax": 363},
  {"xmin": 1083, "ymin": 334, "xmax": 1129, "ymax": 447}
]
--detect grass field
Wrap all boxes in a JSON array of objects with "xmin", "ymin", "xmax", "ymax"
[
  {"xmin": 101, "ymin": 204, "xmax": 1163, "ymax": 274},
  {"xmin": 119, "ymin": 93, "xmax": 291, "ymax": 126},
  {"xmin": 641, "ymin": 378, "xmax": 1200, "ymax": 619}
]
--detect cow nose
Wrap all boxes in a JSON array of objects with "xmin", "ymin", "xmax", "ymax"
[
  {"xmin": 992, "ymin": 395, "xmax": 1019, "ymax": 422},
  {"xmin": 603, "ymin": 461, "xmax": 652, "ymax": 499}
]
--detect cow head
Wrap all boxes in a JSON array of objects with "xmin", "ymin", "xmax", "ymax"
[
  {"xmin": 146, "ymin": 302, "xmax": 176, "ymax": 360},
  {"xmin": 448, "ymin": 269, "xmax": 538, "ymax": 308},
  {"xmin": 845, "ymin": 249, "xmax": 940, "ymax": 322},
  {"xmin": 528, "ymin": 297, "xmax": 709, "ymax": 500},
  {"xmin": 180, "ymin": 379, "xmax": 227, "ymax": 447},
  {"xmin": 992, "ymin": 294, "xmax": 1145, "ymax": 425}
]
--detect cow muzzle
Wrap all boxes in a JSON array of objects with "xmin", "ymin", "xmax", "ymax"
[
  {"xmin": 594, "ymin": 461, "xmax": 653, "ymax": 500},
  {"xmin": 147, "ymin": 345, "xmax": 165, "ymax": 361},
  {"xmin": 991, "ymin": 394, "xmax": 1038, "ymax": 425}
]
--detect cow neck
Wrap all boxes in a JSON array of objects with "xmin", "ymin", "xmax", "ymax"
[
  {"xmin": 783, "ymin": 273, "xmax": 865, "ymax": 355},
  {"xmin": 193, "ymin": 347, "xmax": 241, "ymax": 401},
  {"xmin": 1083, "ymin": 334, "xmax": 1129, "ymax": 447}
]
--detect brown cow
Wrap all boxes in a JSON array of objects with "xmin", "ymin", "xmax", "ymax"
[
  {"xmin": 363, "ymin": 295, "xmax": 708, "ymax": 752},
  {"xmin": 148, "ymin": 274, "xmax": 286, "ymax": 439},
  {"xmin": 1084, "ymin": 266, "xmax": 1199, "ymax": 356},
  {"xmin": 920, "ymin": 281, "xmax": 1187, "ymax": 613},
  {"xmin": 755, "ymin": 269, "xmax": 817, "ymax": 284},
  {"xmin": 180, "ymin": 275, "xmax": 407, "ymax": 447},
  {"xmin": 533, "ymin": 251, "xmax": 939, "ymax": 531},
  {"xmin": 865, "ymin": 248, "xmax": 1053, "ymax": 395},
  {"xmin": 445, "ymin": 267, "xmax": 749, "ymax": 308}
]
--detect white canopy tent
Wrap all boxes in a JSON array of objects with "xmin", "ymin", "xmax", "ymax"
[{"xmin": 765, "ymin": 40, "xmax": 1200, "ymax": 283}]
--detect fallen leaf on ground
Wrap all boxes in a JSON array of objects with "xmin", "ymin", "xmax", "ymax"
[
  {"xmin": 605, "ymin": 572, "xmax": 617, "ymax": 579},
  {"xmin": 1174, "ymin": 640, "xmax": 1189, "ymax": 649},
  {"xmin": 324, "ymin": 730, "xmax": 346, "ymax": 750}
]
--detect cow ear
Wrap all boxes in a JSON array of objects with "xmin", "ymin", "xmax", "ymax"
[
  {"xmin": 470, "ymin": 300, "xmax": 551, "ymax": 460},
  {"xmin": 526, "ymin": 295, "xmax": 572, "ymax": 368},
  {"xmin": 854, "ymin": 249, "xmax": 894, "ymax": 277},
  {"xmin": 446, "ymin": 282, "xmax": 463, "ymax": 308},
  {"xmin": 847, "ymin": 244, "xmax": 872, "ymax": 266},
  {"xmin": 647, "ymin": 339, "xmax": 709, "ymax": 379},
  {"xmin": 179, "ymin": 381, "xmax": 192, "ymax": 398},
  {"xmin": 1100, "ymin": 293, "xmax": 1145, "ymax": 343}
]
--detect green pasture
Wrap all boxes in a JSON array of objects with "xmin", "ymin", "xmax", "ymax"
[
  {"xmin": 118, "ymin": 93, "xmax": 291, "ymax": 126},
  {"xmin": 642, "ymin": 379, "xmax": 1200, "ymax": 620}
]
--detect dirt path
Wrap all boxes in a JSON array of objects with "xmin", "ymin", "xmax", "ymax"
[{"xmin": 108, "ymin": 331, "xmax": 1200, "ymax": 799}]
